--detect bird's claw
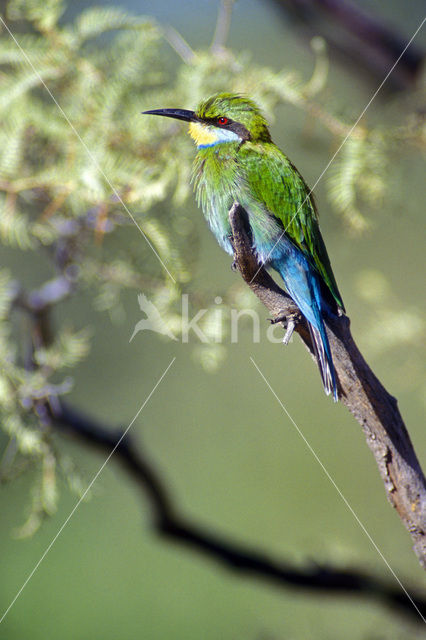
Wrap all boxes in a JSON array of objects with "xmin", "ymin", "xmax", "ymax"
[
  {"xmin": 268, "ymin": 311, "xmax": 300, "ymax": 344},
  {"xmin": 231, "ymin": 259, "xmax": 238, "ymax": 271},
  {"xmin": 282, "ymin": 317, "xmax": 296, "ymax": 344}
]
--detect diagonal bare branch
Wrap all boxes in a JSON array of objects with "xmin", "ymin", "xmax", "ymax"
[{"xmin": 228, "ymin": 202, "xmax": 426, "ymax": 569}]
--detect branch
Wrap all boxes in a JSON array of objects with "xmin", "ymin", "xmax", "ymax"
[
  {"xmin": 271, "ymin": 0, "xmax": 424, "ymax": 89},
  {"xmin": 211, "ymin": 0, "xmax": 234, "ymax": 53},
  {"xmin": 53, "ymin": 401, "xmax": 426, "ymax": 623},
  {"xmin": 228, "ymin": 203, "xmax": 426, "ymax": 568}
]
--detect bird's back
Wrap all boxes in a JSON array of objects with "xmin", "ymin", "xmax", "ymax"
[
  {"xmin": 237, "ymin": 141, "xmax": 344, "ymax": 312},
  {"xmin": 192, "ymin": 138, "xmax": 344, "ymax": 313}
]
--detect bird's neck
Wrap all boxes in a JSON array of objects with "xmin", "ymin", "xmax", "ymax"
[{"xmin": 195, "ymin": 141, "xmax": 241, "ymax": 161}]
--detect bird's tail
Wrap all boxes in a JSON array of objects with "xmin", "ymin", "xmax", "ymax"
[
  {"xmin": 308, "ymin": 321, "xmax": 338, "ymax": 402},
  {"xmin": 272, "ymin": 255, "xmax": 338, "ymax": 401}
]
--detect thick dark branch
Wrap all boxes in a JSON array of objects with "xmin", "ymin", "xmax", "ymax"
[
  {"xmin": 53, "ymin": 401, "xmax": 426, "ymax": 623},
  {"xmin": 270, "ymin": 0, "xmax": 424, "ymax": 89},
  {"xmin": 228, "ymin": 203, "xmax": 426, "ymax": 568}
]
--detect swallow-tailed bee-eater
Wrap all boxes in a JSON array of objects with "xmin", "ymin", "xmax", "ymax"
[{"xmin": 143, "ymin": 93, "xmax": 345, "ymax": 400}]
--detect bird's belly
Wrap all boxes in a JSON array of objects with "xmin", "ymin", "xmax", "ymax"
[
  {"xmin": 243, "ymin": 204, "xmax": 285, "ymax": 264},
  {"xmin": 205, "ymin": 197, "xmax": 234, "ymax": 255},
  {"xmin": 206, "ymin": 198, "xmax": 290, "ymax": 259}
]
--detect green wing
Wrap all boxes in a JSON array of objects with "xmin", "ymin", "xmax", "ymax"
[{"xmin": 239, "ymin": 142, "xmax": 344, "ymax": 311}]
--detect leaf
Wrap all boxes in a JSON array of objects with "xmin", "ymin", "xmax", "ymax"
[
  {"xmin": 0, "ymin": 66, "xmax": 60, "ymax": 113},
  {"xmin": 34, "ymin": 326, "xmax": 92, "ymax": 370},
  {"xmin": 0, "ymin": 115, "xmax": 26, "ymax": 178},
  {"xmin": 7, "ymin": 0, "xmax": 65, "ymax": 30},
  {"xmin": 0, "ymin": 269, "xmax": 14, "ymax": 320},
  {"xmin": 75, "ymin": 7, "xmax": 141, "ymax": 41},
  {"xmin": 0, "ymin": 193, "xmax": 34, "ymax": 249}
]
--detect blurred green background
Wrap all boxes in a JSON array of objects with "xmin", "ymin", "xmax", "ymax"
[{"xmin": 0, "ymin": 1, "xmax": 425, "ymax": 638}]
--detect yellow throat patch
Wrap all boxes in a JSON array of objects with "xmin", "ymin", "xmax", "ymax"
[{"xmin": 188, "ymin": 122, "xmax": 218, "ymax": 147}]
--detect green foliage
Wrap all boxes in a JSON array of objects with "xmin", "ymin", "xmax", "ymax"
[
  {"xmin": 0, "ymin": 0, "xmax": 423, "ymax": 533},
  {"xmin": 327, "ymin": 132, "xmax": 387, "ymax": 232},
  {"xmin": 34, "ymin": 326, "xmax": 92, "ymax": 369}
]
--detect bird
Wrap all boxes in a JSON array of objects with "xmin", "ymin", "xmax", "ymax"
[{"xmin": 143, "ymin": 93, "xmax": 345, "ymax": 401}]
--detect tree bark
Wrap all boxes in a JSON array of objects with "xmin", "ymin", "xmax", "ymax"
[{"xmin": 228, "ymin": 202, "xmax": 426, "ymax": 568}]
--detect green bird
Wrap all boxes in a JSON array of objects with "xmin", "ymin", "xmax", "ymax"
[{"xmin": 143, "ymin": 93, "xmax": 345, "ymax": 400}]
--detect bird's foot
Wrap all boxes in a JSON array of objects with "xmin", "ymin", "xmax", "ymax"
[
  {"xmin": 282, "ymin": 317, "xmax": 297, "ymax": 344},
  {"xmin": 268, "ymin": 311, "xmax": 300, "ymax": 344},
  {"xmin": 231, "ymin": 259, "xmax": 238, "ymax": 272}
]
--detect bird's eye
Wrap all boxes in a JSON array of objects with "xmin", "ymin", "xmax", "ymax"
[{"xmin": 217, "ymin": 117, "xmax": 229, "ymax": 125}]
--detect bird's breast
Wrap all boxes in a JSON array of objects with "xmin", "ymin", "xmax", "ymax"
[{"xmin": 192, "ymin": 148, "xmax": 241, "ymax": 254}]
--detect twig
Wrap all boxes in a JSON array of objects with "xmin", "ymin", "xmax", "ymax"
[
  {"xmin": 228, "ymin": 203, "xmax": 426, "ymax": 568},
  {"xmin": 211, "ymin": 0, "xmax": 234, "ymax": 53},
  {"xmin": 162, "ymin": 25, "xmax": 195, "ymax": 63},
  {"xmin": 52, "ymin": 401, "xmax": 426, "ymax": 623}
]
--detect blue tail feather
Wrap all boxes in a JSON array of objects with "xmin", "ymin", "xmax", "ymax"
[
  {"xmin": 308, "ymin": 323, "xmax": 338, "ymax": 402},
  {"xmin": 270, "ymin": 247, "xmax": 338, "ymax": 402}
]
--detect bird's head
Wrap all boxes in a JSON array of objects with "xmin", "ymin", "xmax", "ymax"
[{"xmin": 142, "ymin": 93, "xmax": 271, "ymax": 148}]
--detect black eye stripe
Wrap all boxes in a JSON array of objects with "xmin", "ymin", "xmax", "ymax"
[
  {"xmin": 203, "ymin": 117, "xmax": 232, "ymax": 127},
  {"xmin": 201, "ymin": 117, "xmax": 251, "ymax": 141}
]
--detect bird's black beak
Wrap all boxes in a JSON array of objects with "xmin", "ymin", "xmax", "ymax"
[{"xmin": 142, "ymin": 108, "xmax": 197, "ymax": 122}]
